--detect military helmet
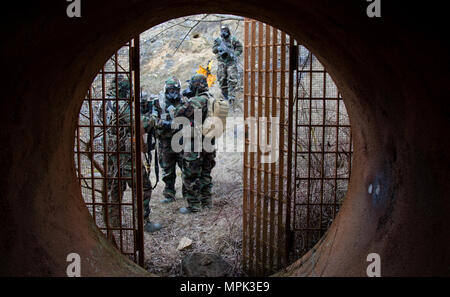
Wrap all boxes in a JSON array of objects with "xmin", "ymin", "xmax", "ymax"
[
  {"xmin": 220, "ymin": 25, "xmax": 231, "ymax": 38},
  {"xmin": 189, "ymin": 74, "xmax": 208, "ymax": 94},
  {"xmin": 220, "ymin": 25, "xmax": 230, "ymax": 33},
  {"xmin": 164, "ymin": 76, "xmax": 181, "ymax": 93}
]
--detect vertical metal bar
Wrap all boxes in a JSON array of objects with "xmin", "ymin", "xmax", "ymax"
[
  {"xmin": 249, "ymin": 20, "xmax": 256, "ymax": 275},
  {"xmin": 268, "ymin": 26, "xmax": 277, "ymax": 273},
  {"xmin": 334, "ymin": 91, "xmax": 340, "ymax": 216},
  {"xmin": 320, "ymin": 68, "xmax": 326, "ymax": 236},
  {"xmin": 101, "ymin": 66, "xmax": 110, "ymax": 240},
  {"xmin": 277, "ymin": 32, "xmax": 286, "ymax": 269},
  {"xmin": 348, "ymin": 124, "xmax": 353, "ymax": 176},
  {"xmin": 113, "ymin": 50, "xmax": 124, "ymax": 252},
  {"xmin": 306, "ymin": 52, "xmax": 313, "ymax": 249},
  {"xmin": 242, "ymin": 18, "xmax": 250, "ymax": 274},
  {"xmin": 128, "ymin": 41, "xmax": 136, "ymax": 262},
  {"xmin": 88, "ymin": 88, "xmax": 96, "ymax": 224},
  {"xmin": 292, "ymin": 44, "xmax": 300, "ymax": 263},
  {"xmin": 255, "ymin": 21, "xmax": 263, "ymax": 275},
  {"xmin": 285, "ymin": 37, "xmax": 295, "ymax": 265},
  {"xmin": 76, "ymin": 119, "xmax": 82, "ymax": 189},
  {"xmin": 128, "ymin": 41, "xmax": 135, "ymax": 261},
  {"xmin": 262, "ymin": 22, "xmax": 270, "ymax": 275},
  {"xmin": 132, "ymin": 36, "xmax": 145, "ymax": 267}
]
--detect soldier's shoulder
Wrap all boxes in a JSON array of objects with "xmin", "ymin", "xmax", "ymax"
[
  {"xmin": 232, "ymin": 36, "xmax": 242, "ymax": 44},
  {"xmin": 198, "ymin": 92, "xmax": 212, "ymax": 102},
  {"xmin": 175, "ymin": 99, "xmax": 184, "ymax": 107},
  {"xmin": 189, "ymin": 93, "xmax": 209, "ymax": 104},
  {"xmin": 197, "ymin": 91, "xmax": 211, "ymax": 98}
]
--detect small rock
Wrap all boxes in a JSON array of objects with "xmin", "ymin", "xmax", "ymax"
[
  {"xmin": 177, "ymin": 237, "xmax": 193, "ymax": 251},
  {"xmin": 182, "ymin": 253, "xmax": 232, "ymax": 277}
]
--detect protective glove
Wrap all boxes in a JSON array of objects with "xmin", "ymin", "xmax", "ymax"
[
  {"xmin": 167, "ymin": 105, "xmax": 176, "ymax": 119},
  {"xmin": 161, "ymin": 120, "xmax": 173, "ymax": 130}
]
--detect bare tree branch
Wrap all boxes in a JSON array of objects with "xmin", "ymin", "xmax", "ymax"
[
  {"xmin": 184, "ymin": 15, "xmax": 244, "ymax": 22},
  {"xmin": 173, "ymin": 14, "xmax": 209, "ymax": 55},
  {"xmin": 147, "ymin": 19, "xmax": 190, "ymax": 42}
]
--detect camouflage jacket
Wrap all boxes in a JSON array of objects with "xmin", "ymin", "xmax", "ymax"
[
  {"xmin": 149, "ymin": 94, "xmax": 184, "ymax": 139},
  {"xmin": 175, "ymin": 92, "xmax": 209, "ymax": 122},
  {"xmin": 106, "ymin": 101, "xmax": 152, "ymax": 161},
  {"xmin": 175, "ymin": 92, "xmax": 209, "ymax": 141},
  {"xmin": 212, "ymin": 36, "xmax": 243, "ymax": 64}
]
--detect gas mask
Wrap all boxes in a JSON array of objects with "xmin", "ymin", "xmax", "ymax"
[
  {"xmin": 221, "ymin": 28, "xmax": 230, "ymax": 39},
  {"xmin": 182, "ymin": 83, "xmax": 196, "ymax": 98},
  {"xmin": 165, "ymin": 87, "xmax": 181, "ymax": 102},
  {"xmin": 182, "ymin": 88, "xmax": 195, "ymax": 98}
]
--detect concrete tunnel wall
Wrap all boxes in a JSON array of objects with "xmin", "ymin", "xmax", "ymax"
[{"xmin": 0, "ymin": 0, "xmax": 449, "ymax": 276}]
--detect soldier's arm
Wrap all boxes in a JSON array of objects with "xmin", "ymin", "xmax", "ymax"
[
  {"xmin": 141, "ymin": 114, "xmax": 152, "ymax": 133},
  {"xmin": 212, "ymin": 38, "xmax": 220, "ymax": 54},
  {"xmin": 148, "ymin": 100, "xmax": 163, "ymax": 129},
  {"xmin": 233, "ymin": 38, "xmax": 243, "ymax": 57},
  {"xmin": 175, "ymin": 96, "xmax": 207, "ymax": 120},
  {"xmin": 174, "ymin": 102, "xmax": 191, "ymax": 119},
  {"xmin": 140, "ymin": 120, "xmax": 148, "ymax": 153}
]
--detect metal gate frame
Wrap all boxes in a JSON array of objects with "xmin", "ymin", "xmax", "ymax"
[
  {"xmin": 243, "ymin": 18, "xmax": 352, "ymax": 276},
  {"xmin": 74, "ymin": 37, "xmax": 145, "ymax": 266},
  {"xmin": 243, "ymin": 19, "xmax": 295, "ymax": 276},
  {"xmin": 290, "ymin": 45, "xmax": 353, "ymax": 263}
]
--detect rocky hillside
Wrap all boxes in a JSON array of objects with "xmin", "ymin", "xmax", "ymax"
[{"xmin": 139, "ymin": 14, "xmax": 244, "ymax": 99}]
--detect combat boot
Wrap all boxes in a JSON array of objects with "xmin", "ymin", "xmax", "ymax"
[
  {"xmin": 201, "ymin": 198, "xmax": 212, "ymax": 209},
  {"xmin": 179, "ymin": 205, "xmax": 201, "ymax": 214},
  {"xmin": 144, "ymin": 221, "xmax": 162, "ymax": 233},
  {"xmin": 161, "ymin": 197, "xmax": 176, "ymax": 204}
]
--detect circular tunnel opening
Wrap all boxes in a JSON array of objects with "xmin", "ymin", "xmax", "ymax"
[
  {"xmin": 73, "ymin": 14, "xmax": 353, "ymax": 277},
  {"xmin": 5, "ymin": 0, "xmax": 448, "ymax": 277}
]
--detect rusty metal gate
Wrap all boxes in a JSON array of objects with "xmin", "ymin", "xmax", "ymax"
[
  {"xmin": 243, "ymin": 19, "xmax": 352, "ymax": 276},
  {"xmin": 291, "ymin": 43, "xmax": 353, "ymax": 264},
  {"xmin": 74, "ymin": 37, "xmax": 145, "ymax": 266}
]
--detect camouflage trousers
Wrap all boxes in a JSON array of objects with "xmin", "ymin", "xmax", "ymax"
[
  {"xmin": 158, "ymin": 138, "xmax": 185, "ymax": 200},
  {"xmin": 107, "ymin": 162, "xmax": 152, "ymax": 228},
  {"xmin": 182, "ymin": 145, "xmax": 216, "ymax": 211},
  {"xmin": 217, "ymin": 61, "xmax": 239, "ymax": 100}
]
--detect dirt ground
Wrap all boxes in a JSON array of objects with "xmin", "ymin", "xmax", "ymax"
[{"xmin": 143, "ymin": 107, "xmax": 245, "ymax": 277}]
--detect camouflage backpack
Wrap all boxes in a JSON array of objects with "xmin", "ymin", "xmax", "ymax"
[
  {"xmin": 202, "ymin": 93, "xmax": 229, "ymax": 138},
  {"xmin": 189, "ymin": 73, "xmax": 229, "ymax": 137}
]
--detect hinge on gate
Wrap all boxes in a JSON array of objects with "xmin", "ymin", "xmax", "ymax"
[
  {"xmin": 131, "ymin": 43, "xmax": 137, "ymax": 72},
  {"xmin": 290, "ymin": 44, "xmax": 298, "ymax": 71}
]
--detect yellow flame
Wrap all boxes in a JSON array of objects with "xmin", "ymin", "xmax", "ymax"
[{"xmin": 197, "ymin": 60, "xmax": 216, "ymax": 87}]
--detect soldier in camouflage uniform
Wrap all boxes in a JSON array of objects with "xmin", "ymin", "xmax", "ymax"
[
  {"xmin": 106, "ymin": 75, "xmax": 162, "ymax": 233},
  {"xmin": 175, "ymin": 74, "xmax": 216, "ymax": 214},
  {"xmin": 149, "ymin": 77, "xmax": 185, "ymax": 203},
  {"xmin": 212, "ymin": 25, "xmax": 243, "ymax": 103}
]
